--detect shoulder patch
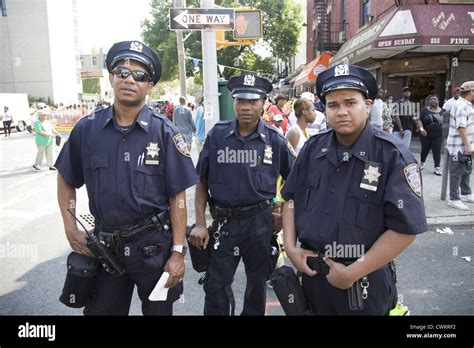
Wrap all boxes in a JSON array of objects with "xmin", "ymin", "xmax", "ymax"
[
  {"xmin": 173, "ymin": 133, "xmax": 191, "ymax": 157},
  {"xmin": 404, "ymin": 163, "xmax": 422, "ymax": 197}
]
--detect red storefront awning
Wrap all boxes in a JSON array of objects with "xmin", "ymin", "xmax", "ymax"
[
  {"xmin": 293, "ymin": 51, "xmax": 332, "ymax": 87},
  {"xmin": 331, "ymin": 4, "xmax": 474, "ymax": 65}
]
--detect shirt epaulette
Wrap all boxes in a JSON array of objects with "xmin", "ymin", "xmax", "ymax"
[
  {"xmin": 374, "ymin": 130, "xmax": 415, "ymax": 164},
  {"xmin": 306, "ymin": 128, "xmax": 332, "ymax": 146},
  {"xmin": 374, "ymin": 130, "xmax": 402, "ymax": 146},
  {"xmin": 151, "ymin": 109, "xmax": 167, "ymax": 120},
  {"xmin": 310, "ymin": 127, "xmax": 332, "ymax": 138}
]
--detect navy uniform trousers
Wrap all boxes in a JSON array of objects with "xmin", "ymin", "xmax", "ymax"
[
  {"xmin": 302, "ymin": 266, "xmax": 397, "ymax": 315},
  {"xmin": 204, "ymin": 207, "xmax": 273, "ymax": 316},
  {"xmin": 84, "ymin": 226, "xmax": 182, "ymax": 316}
]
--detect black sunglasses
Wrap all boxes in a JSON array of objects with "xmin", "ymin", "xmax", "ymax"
[{"xmin": 112, "ymin": 66, "xmax": 151, "ymax": 82}]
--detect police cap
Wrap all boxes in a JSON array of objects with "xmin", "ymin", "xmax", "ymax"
[
  {"xmin": 316, "ymin": 64, "xmax": 377, "ymax": 104},
  {"xmin": 106, "ymin": 41, "xmax": 162, "ymax": 85},
  {"xmin": 227, "ymin": 74, "xmax": 273, "ymax": 100}
]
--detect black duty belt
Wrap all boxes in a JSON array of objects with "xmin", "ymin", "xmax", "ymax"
[
  {"xmin": 301, "ymin": 242, "xmax": 389, "ymax": 270},
  {"xmin": 211, "ymin": 199, "xmax": 274, "ymax": 220},
  {"xmin": 96, "ymin": 210, "xmax": 171, "ymax": 242}
]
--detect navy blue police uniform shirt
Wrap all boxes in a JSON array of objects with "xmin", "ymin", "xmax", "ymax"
[
  {"xmin": 55, "ymin": 105, "xmax": 199, "ymax": 228},
  {"xmin": 281, "ymin": 123, "xmax": 427, "ymax": 252},
  {"xmin": 196, "ymin": 118, "xmax": 294, "ymax": 207}
]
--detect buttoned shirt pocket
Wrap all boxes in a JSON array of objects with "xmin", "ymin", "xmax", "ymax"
[
  {"xmin": 133, "ymin": 165, "xmax": 165, "ymax": 199},
  {"xmin": 209, "ymin": 163, "xmax": 231, "ymax": 185},
  {"xmin": 344, "ymin": 186, "xmax": 383, "ymax": 229},
  {"xmin": 85, "ymin": 154, "xmax": 109, "ymax": 193},
  {"xmin": 256, "ymin": 168, "xmax": 277, "ymax": 194},
  {"xmin": 294, "ymin": 173, "xmax": 321, "ymax": 212}
]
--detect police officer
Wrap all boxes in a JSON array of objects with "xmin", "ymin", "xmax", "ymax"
[
  {"xmin": 56, "ymin": 41, "xmax": 198, "ymax": 315},
  {"xmin": 281, "ymin": 64, "xmax": 427, "ymax": 315},
  {"xmin": 189, "ymin": 74, "xmax": 294, "ymax": 315}
]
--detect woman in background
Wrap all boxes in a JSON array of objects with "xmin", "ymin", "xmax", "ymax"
[
  {"xmin": 33, "ymin": 111, "xmax": 58, "ymax": 171},
  {"xmin": 417, "ymin": 95, "xmax": 444, "ymax": 176}
]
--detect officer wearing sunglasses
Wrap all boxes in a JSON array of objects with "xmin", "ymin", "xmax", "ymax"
[{"xmin": 55, "ymin": 41, "xmax": 199, "ymax": 315}]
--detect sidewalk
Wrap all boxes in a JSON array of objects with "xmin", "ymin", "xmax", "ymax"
[{"xmin": 409, "ymin": 138, "xmax": 474, "ymax": 228}]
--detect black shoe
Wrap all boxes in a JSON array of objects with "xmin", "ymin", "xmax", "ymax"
[
  {"xmin": 49, "ymin": 167, "xmax": 57, "ymax": 171},
  {"xmin": 33, "ymin": 165, "xmax": 41, "ymax": 170}
]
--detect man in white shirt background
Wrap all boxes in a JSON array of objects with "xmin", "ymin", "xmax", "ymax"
[
  {"xmin": 369, "ymin": 88, "xmax": 385, "ymax": 130},
  {"xmin": 446, "ymin": 81, "xmax": 474, "ymax": 211},
  {"xmin": 443, "ymin": 86, "xmax": 461, "ymax": 114}
]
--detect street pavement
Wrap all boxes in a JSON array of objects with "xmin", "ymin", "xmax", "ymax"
[
  {"xmin": 0, "ymin": 129, "xmax": 472, "ymax": 316},
  {"xmin": 409, "ymin": 138, "xmax": 474, "ymax": 227}
]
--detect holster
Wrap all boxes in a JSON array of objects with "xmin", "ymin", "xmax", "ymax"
[
  {"xmin": 86, "ymin": 231, "xmax": 125, "ymax": 276},
  {"xmin": 185, "ymin": 224, "xmax": 209, "ymax": 273},
  {"xmin": 270, "ymin": 265, "xmax": 308, "ymax": 315},
  {"xmin": 59, "ymin": 252, "xmax": 99, "ymax": 308},
  {"xmin": 348, "ymin": 277, "xmax": 367, "ymax": 311},
  {"xmin": 268, "ymin": 233, "xmax": 280, "ymax": 276}
]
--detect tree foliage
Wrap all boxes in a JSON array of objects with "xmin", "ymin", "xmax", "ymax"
[
  {"xmin": 141, "ymin": 0, "xmax": 302, "ymax": 82},
  {"xmin": 142, "ymin": 0, "xmax": 203, "ymax": 81}
]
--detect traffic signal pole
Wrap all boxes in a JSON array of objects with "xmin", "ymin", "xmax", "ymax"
[{"xmin": 201, "ymin": 0, "xmax": 220, "ymax": 130}]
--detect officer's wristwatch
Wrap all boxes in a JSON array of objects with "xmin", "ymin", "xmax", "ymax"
[{"xmin": 172, "ymin": 244, "xmax": 187, "ymax": 256}]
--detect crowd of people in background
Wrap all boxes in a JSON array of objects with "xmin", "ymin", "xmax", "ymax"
[
  {"xmin": 4, "ymin": 80, "xmax": 472, "ymax": 214},
  {"xmin": 260, "ymin": 85, "xmax": 470, "ymax": 170}
]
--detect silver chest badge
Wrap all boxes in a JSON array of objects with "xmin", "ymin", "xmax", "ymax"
[
  {"xmin": 360, "ymin": 161, "xmax": 381, "ymax": 192},
  {"xmin": 263, "ymin": 145, "xmax": 273, "ymax": 165},
  {"xmin": 145, "ymin": 142, "xmax": 159, "ymax": 165}
]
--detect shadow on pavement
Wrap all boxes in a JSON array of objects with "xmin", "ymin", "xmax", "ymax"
[{"xmin": 0, "ymin": 253, "xmax": 82, "ymax": 316}]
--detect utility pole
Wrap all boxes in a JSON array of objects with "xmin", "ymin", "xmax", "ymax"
[
  {"xmin": 175, "ymin": 0, "xmax": 187, "ymax": 97},
  {"xmin": 201, "ymin": 0, "xmax": 220, "ymax": 130}
]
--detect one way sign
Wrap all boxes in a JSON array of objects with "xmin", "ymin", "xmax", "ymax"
[{"xmin": 169, "ymin": 8, "xmax": 234, "ymax": 31}]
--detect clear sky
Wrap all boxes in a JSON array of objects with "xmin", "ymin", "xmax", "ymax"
[{"xmin": 76, "ymin": 0, "xmax": 152, "ymax": 54}]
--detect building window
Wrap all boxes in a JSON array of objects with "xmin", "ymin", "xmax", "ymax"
[
  {"xmin": 92, "ymin": 56, "xmax": 98, "ymax": 66},
  {"xmin": 80, "ymin": 57, "xmax": 84, "ymax": 67},
  {"xmin": 1, "ymin": 0, "xmax": 7, "ymax": 16},
  {"xmin": 361, "ymin": 0, "xmax": 371, "ymax": 27}
]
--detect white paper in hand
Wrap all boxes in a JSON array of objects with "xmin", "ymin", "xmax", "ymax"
[{"xmin": 148, "ymin": 271, "xmax": 169, "ymax": 301}]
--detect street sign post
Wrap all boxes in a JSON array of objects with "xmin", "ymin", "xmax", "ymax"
[{"xmin": 169, "ymin": 8, "xmax": 234, "ymax": 30}]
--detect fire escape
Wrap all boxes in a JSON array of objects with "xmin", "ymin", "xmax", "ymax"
[{"xmin": 314, "ymin": 0, "xmax": 341, "ymax": 57}]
